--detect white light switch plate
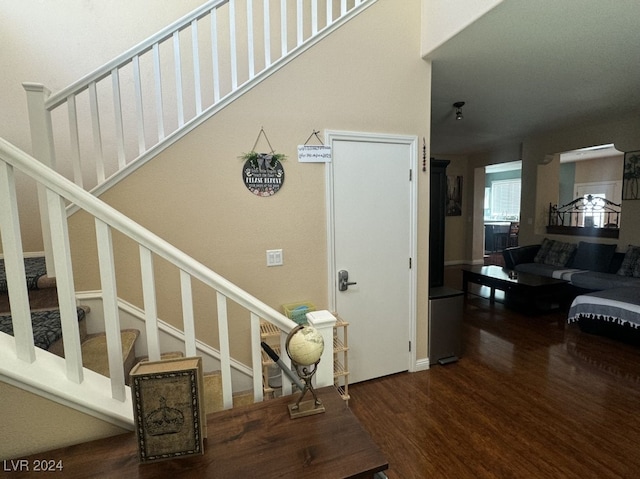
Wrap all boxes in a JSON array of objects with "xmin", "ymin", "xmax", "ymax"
[{"xmin": 266, "ymin": 249, "xmax": 283, "ymax": 266}]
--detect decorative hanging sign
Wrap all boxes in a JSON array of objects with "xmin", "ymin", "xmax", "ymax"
[
  {"xmin": 297, "ymin": 145, "xmax": 332, "ymax": 163},
  {"xmin": 242, "ymin": 153, "xmax": 285, "ymax": 197},
  {"xmin": 298, "ymin": 130, "xmax": 332, "ymax": 163},
  {"xmin": 241, "ymin": 127, "xmax": 286, "ymax": 197}
]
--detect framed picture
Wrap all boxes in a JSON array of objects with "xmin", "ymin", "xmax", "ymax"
[
  {"xmin": 446, "ymin": 175, "xmax": 463, "ymax": 216},
  {"xmin": 130, "ymin": 357, "xmax": 206, "ymax": 462},
  {"xmin": 623, "ymin": 150, "xmax": 640, "ymax": 200}
]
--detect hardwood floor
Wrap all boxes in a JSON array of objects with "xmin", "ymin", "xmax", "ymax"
[{"xmin": 349, "ymin": 266, "xmax": 640, "ymax": 478}]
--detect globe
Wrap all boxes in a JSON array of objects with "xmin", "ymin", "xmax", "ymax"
[{"xmin": 286, "ymin": 326, "xmax": 324, "ymax": 366}]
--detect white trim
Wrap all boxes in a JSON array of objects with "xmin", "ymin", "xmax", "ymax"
[
  {"xmin": 324, "ymin": 130, "xmax": 418, "ymax": 374},
  {"xmin": 415, "ymin": 357, "xmax": 430, "ymax": 371},
  {"xmin": 0, "ymin": 333, "xmax": 134, "ymax": 430},
  {"xmin": 0, "ymin": 251, "xmax": 46, "ymax": 260},
  {"xmin": 74, "ymin": 291, "xmax": 253, "ymax": 390}
]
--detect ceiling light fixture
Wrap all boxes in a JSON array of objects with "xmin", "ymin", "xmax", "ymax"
[{"xmin": 453, "ymin": 101, "xmax": 465, "ymax": 121}]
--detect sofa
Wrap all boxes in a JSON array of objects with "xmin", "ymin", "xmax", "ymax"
[
  {"xmin": 502, "ymin": 239, "xmax": 640, "ymax": 292},
  {"xmin": 503, "ymin": 239, "xmax": 640, "ymax": 343}
]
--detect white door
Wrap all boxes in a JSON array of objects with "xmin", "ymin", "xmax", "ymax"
[{"xmin": 327, "ymin": 131, "xmax": 416, "ymax": 383}]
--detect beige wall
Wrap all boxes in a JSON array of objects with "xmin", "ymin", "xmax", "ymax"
[
  {"xmin": 421, "ymin": 0, "xmax": 503, "ymax": 56},
  {"xmin": 522, "ymin": 114, "xmax": 640, "ymax": 249},
  {"xmin": 574, "ymin": 155, "xmax": 624, "ymax": 186},
  {"xmin": 0, "ymin": 381, "xmax": 126, "ymax": 460},
  {"xmin": 0, "ymin": 0, "xmax": 208, "ymax": 253},
  {"xmin": 455, "ymin": 114, "xmax": 640, "ymax": 262},
  {"xmin": 67, "ymin": 0, "xmax": 432, "ymax": 362}
]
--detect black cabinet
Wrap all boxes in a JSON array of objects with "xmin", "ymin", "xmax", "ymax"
[{"xmin": 429, "ymin": 159, "xmax": 450, "ymax": 288}]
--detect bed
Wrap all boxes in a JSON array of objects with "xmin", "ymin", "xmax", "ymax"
[{"xmin": 568, "ymin": 287, "xmax": 640, "ymax": 343}]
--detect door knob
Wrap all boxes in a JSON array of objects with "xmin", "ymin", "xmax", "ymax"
[{"xmin": 338, "ymin": 270, "xmax": 357, "ymax": 291}]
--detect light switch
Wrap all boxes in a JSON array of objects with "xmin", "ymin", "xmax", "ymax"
[{"xmin": 266, "ymin": 249, "xmax": 283, "ymax": 266}]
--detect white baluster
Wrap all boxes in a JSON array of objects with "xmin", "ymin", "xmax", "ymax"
[
  {"xmin": 111, "ymin": 69, "xmax": 126, "ymax": 169},
  {"xmin": 281, "ymin": 0, "xmax": 288, "ymax": 56},
  {"xmin": 297, "ymin": 0, "xmax": 304, "ymax": 46},
  {"xmin": 132, "ymin": 55, "xmax": 146, "ymax": 154},
  {"xmin": 152, "ymin": 43, "xmax": 165, "ymax": 141},
  {"xmin": 327, "ymin": 0, "xmax": 333, "ymax": 25},
  {"xmin": 95, "ymin": 219, "xmax": 126, "ymax": 401},
  {"xmin": 312, "ymin": 0, "xmax": 318, "ymax": 35},
  {"xmin": 191, "ymin": 20, "xmax": 203, "ymax": 115},
  {"xmin": 0, "ymin": 161, "xmax": 35, "ymax": 363},
  {"xmin": 22, "ymin": 83, "xmax": 55, "ymax": 277},
  {"xmin": 217, "ymin": 292, "xmax": 233, "ymax": 409},
  {"xmin": 180, "ymin": 270, "xmax": 197, "ymax": 357},
  {"xmin": 67, "ymin": 94, "xmax": 83, "ymax": 187},
  {"xmin": 250, "ymin": 312, "xmax": 263, "ymax": 403},
  {"xmin": 229, "ymin": 0, "xmax": 238, "ymax": 90},
  {"xmin": 88, "ymin": 81, "xmax": 105, "ymax": 184},
  {"xmin": 140, "ymin": 245, "xmax": 161, "ymax": 362},
  {"xmin": 263, "ymin": 0, "xmax": 271, "ymax": 67},
  {"xmin": 47, "ymin": 188, "xmax": 83, "ymax": 384},
  {"xmin": 280, "ymin": 331, "xmax": 292, "ymax": 396},
  {"xmin": 211, "ymin": 7, "xmax": 221, "ymax": 102},
  {"xmin": 246, "ymin": 0, "xmax": 255, "ymax": 79},
  {"xmin": 173, "ymin": 31, "xmax": 185, "ymax": 128}
]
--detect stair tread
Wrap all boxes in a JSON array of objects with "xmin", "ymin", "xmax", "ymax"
[{"xmin": 82, "ymin": 329, "xmax": 140, "ymax": 383}]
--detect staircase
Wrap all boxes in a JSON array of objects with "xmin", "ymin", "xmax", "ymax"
[{"xmin": 1, "ymin": 0, "xmax": 374, "ymax": 458}]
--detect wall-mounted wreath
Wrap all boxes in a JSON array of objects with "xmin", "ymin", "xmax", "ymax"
[{"xmin": 241, "ymin": 128, "xmax": 286, "ymax": 197}]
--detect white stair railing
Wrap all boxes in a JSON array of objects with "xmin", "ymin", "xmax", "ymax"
[
  {"xmin": 1, "ymin": 137, "xmax": 335, "ymax": 425},
  {"xmin": 24, "ymin": 0, "xmax": 376, "ymax": 196},
  {"xmin": 24, "ymin": 0, "xmax": 376, "ymax": 279}
]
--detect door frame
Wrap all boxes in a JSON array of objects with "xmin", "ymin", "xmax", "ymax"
[{"xmin": 324, "ymin": 130, "xmax": 418, "ymax": 373}]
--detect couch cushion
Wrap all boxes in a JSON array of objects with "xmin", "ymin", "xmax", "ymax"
[
  {"xmin": 616, "ymin": 245, "xmax": 640, "ymax": 277},
  {"xmin": 571, "ymin": 241, "xmax": 617, "ymax": 273},
  {"xmin": 534, "ymin": 238, "xmax": 555, "ymax": 264},
  {"xmin": 543, "ymin": 241, "xmax": 577, "ymax": 267},
  {"xmin": 570, "ymin": 271, "xmax": 640, "ymax": 290}
]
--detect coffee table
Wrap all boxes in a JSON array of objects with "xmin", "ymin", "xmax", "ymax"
[{"xmin": 462, "ymin": 265, "xmax": 569, "ymax": 310}]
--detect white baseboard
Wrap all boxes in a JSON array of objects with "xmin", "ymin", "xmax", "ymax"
[{"xmin": 414, "ymin": 358, "xmax": 430, "ymax": 371}]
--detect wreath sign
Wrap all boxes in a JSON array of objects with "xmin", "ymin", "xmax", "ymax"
[{"xmin": 241, "ymin": 128, "xmax": 286, "ymax": 197}]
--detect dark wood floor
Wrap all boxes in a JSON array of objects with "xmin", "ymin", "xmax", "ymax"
[{"xmin": 349, "ymin": 266, "xmax": 640, "ymax": 478}]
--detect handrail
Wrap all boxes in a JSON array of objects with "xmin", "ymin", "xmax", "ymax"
[
  {"xmin": 45, "ymin": 0, "xmax": 229, "ymax": 110},
  {"xmin": 0, "ymin": 137, "xmax": 296, "ymax": 334},
  {"xmin": 25, "ymin": 0, "xmax": 378, "ymax": 196}
]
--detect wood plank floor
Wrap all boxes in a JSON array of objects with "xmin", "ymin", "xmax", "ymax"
[{"xmin": 349, "ymin": 266, "xmax": 640, "ymax": 478}]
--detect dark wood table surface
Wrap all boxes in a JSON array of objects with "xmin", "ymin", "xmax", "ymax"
[
  {"xmin": 462, "ymin": 264, "xmax": 568, "ymax": 304},
  {"xmin": 13, "ymin": 386, "xmax": 388, "ymax": 479}
]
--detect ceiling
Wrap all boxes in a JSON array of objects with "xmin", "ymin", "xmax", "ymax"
[{"xmin": 427, "ymin": 0, "xmax": 640, "ymax": 157}]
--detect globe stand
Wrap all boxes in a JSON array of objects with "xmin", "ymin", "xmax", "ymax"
[
  {"xmin": 287, "ymin": 360, "xmax": 325, "ymax": 419},
  {"xmin": 285, "ymin": 325, "xmax": 326, "ymax": 419}
]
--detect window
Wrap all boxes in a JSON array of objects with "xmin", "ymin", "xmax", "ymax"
[{"xmin": 488, "ymin": 179, "xmax": 521, "ymax": 221}]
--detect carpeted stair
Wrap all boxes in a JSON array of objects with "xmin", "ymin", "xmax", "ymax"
[
  {"xmin": 2, "ymin": 256, "xmax": 255, "ymax": 412},
  {"xmin": 133, "ymin": 351, "xmax": 255, "ymax": 414},
  {"xmin": 81, "ymin": 329, "xmax": 140, "ymax": 384}
]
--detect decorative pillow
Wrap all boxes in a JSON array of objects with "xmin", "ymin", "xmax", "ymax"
[
  {"xmin": 571, "ymin": 242, "xmax": 617, "ymax": 273},
  {"xmin": 534, "ymin": 238, "xmax": 555, "ymax": 264},
  {"xmin": 543, "ymin": 241, "xmax": 577, "ymax": 267},
  {"xmin": 617, "ymin": 245, "xmax": 640, "ymax": 277}
]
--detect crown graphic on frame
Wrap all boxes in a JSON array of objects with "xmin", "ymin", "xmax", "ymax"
[{"xmin": 145, "ymin": 396, "xmax": 185, "ymax": 436}]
